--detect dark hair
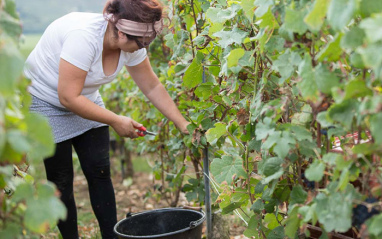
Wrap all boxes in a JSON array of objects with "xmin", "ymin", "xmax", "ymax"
[{"xmin": 103, "ymin": 0, "xmax": 163, "ymax": 38}]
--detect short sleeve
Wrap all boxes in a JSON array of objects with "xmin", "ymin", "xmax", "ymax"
[
  {"xmin": 125, "ymin": 48, "xmax": 147, "ymax": 66},
  {"xmin": 60, "ymin": 30, "xmax": 97, "ymax": 71}
]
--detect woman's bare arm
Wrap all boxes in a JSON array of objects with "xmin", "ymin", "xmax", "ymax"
[
  {"xmin": 57, "ymin": 58, "xmax": 142, "ymax": 138},
  {"xmin": 126, "ymin": 57, "xmax": 189, "ymax": 133}
]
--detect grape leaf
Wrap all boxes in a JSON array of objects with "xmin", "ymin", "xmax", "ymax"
[
  {"xmin": 344, "ymin": 79, "xmax": 373, "ymax": 100},
  {"xmin": 226, "ymin": 48, "xmax": 245, "ymax": 68},
  {"xmin": 205, "ymin": 122, "xmax": 227, "ymax": 144},
  {"xmin": 359, "ymin": 14, "xmax": 382, "ymax": 43},
  {"xmin": 213, "ymin": 27, "xmax": 248, "ymax": 48},
  {"xmin": 305, "ymin": 160, "xmax": 325, "ymax": 182},
  {"xmin": 183, "ymin": 51, "xmax": 204, "ymax": 88},
  {"xmin": 359, "ymin": 0, "xmax": 382, "ymax": 18},
  {"xmin": 315, "ymin": 63, "xmax": 340, "ymax": 94},
  {"xmin": 304, "ymin": 0, "xmax": 330, "ymax": 32},
  {"xmin": 297, "ymin": 55, "xmax": 319, "ymax": 101},
  {"xmin": 254, "ymin": 0, "xmax": 274, "ymax": 18},
  {"xmin": 210, "ymin": 155, "xmax": 247, "ymax": 184},
  {"xmin": 290, "ymin": 185, "xmax": 307, "ymax": 205},
  {"xmin": 327, "ymin": 0, "xmax": 356, "ymax": 31},
  {"xmin": 341, "ymin": 27, "xmax": 366, "ymax": 50},
  {"xmin": 283, "ymin": 8, "xmax": 308, "ymax": 35}
]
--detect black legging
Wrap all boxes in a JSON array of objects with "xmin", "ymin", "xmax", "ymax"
[{"xmin": 44, "ymin": 126, "xmax": 117, "ymax": 239}]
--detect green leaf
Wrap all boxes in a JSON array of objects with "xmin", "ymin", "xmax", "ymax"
[
  {"xmin": 357, "ymin": 42, "xmax": 382, "ymax": 80},
  {"xmin": 251, "ymin": 199, "xmax": 265, "ymax": 213},
  {"xmin": 205, "ymin": 122, "xmax": 227, "ymax": 144},
  {"xmin": 12, "ymin": 182, "xmax": 34, "ymax": 202},
  {"xmin": 359, "ymin": 0, "xmax": 382, "ymax": 18},
  {"xmin": 370, "ymin": 112, "xmax": 382, "ymax": 145},
  {"xmin": 226, "ymin": 48, "xmax": 245, "ymax": 68},
  {"xmin": 217, "ymin": 0, "xmax": 227, "ymax": 7},
  {"xmin": 317, "ymin": 33, "xmax": 343, "ymax": 62},
  {"xmin": 257, "ymin": 8, "xmax": 279, "ymax": 29},
  {"xmin": 217, "ymin": 4, "xmax": 241, "ymax": 21},
  {"xmin": 210, "ymin": 155, "xmax": 247, "ymax": 184},
  {"xmin": 283, "ymin": 8, "xmax": 308, "ymax": 35},
  {"xmin": 316, "ymin": 111, "xmax": 333, "ymax": 128},
  {"xmin": 366, "ymin": 214, "xmax": 382, "ymax": 237},
  {"xmin": 359, "ymin": 14, "xmax": 382, "ymax": 43},
  {"xmin": 344, "ymin": 79, "xmax": 373, "ymax": 100},
  {"xmin": 262, "ymin": 157, "xmax": 283, "ymax": 177},
  {"xmin": 284, "ymin": 206, "xmax": 301, "ymax": 238},
  {"xmin": 25, "ymin": 113, "xmax": 54, "ymax": 162},
  {"xmin": 291, "ymin": 125, "xmax": 313, "ymax": 142},
  {"xmin": 206, "ymin": 8, "xmax": 224, "ymax": 23},
  {"xmin": 315, "ymin": 63, "xmax": 340, "ymax": 94},
  {"xmin": 305, "ymin": 160, "xmax": 325, "ymax": 182},
  {"xmin": 25, "ymin": 183, "xmax": 66, "ymax": 233},
  {"xmin": 337, "ymin": 168, "xmax": 349, "ymax": 191},
  {"xmin": 221, "ymin": 201, "xmax": 245, "ymax": 214},
  {"xmin": 291, "ymin": 105, "xmax": 313, "ymax": 127},
  {"xmin": 0, "ymin": 223, "xmax": 20, "ymax": 239},
  {"xmin": 304, "ymin": 0, "xmax": 330, "ymax": 32},
  {"xmin": 328, "ymin": 99, "xmax": 358, "ymax": 129},
  {"xmin": 322, "ymin": 153, "xmax": 342, "ymax": 166},
  {"xmin": 314, "ymin": 186, "xmax": 355, "ymax": 232},
  {"xmin": 213, "ymin": 27, "xmax": 249, "ymax": 48},
  {"xmin": 273, "ymin": 132, "xmax": 296, "ymax": 159},
  {"xmin": 254, "ymin": 0, "xmax": 274, "ymax": 18},
  {"xmin": 244, "ymin": 216, "xmax": 261, "ymax": 237},
  {"xmin": 350, "ymin": 52, "xmax": 365, "ymax": 68},
  {"xmin": 327, "ymin": 0, "xmax": 356, "ymax": 31},
  {"xmin": 0, "ymin": 11, "xmax": 22, "ymax": 40},
  {"xmin": 297, "ymin": 55, "xmax": 319, "ymax": 101},
  {"xmin": 241, "ymin": 0, "xmax": 256, "ymax": 21},
  {"xmin": 4, "ymin": 0, "xmax": 19, "ymax": 19},
  {"xmin": 0, "ymin": 34, "xmax": 24, "ymax": 95},
  {"xmin": 265, "ymin": 36, "xmax": 285, "ymax": 53},
  {"xmin": 261, "ymin": 131, "xmax": 280, "ymax": 150},
  {"xmin": 183, "ymin": 51, "xmax": 204, "ymax": 89},
  {"xmin": 341, "ymin": 27, "xmax": 366, "ymax": 50},
  {"xmin": 7, "ymin": 130, "xmax": 31, "ymax": 153},
  {"xmin": 264, "ymin": 213, "xmax": 283, "ymax": 230},
  {"xmin": 267, "ymin": 226, "xmax": 284, "ymax": 239},
  {"xmin": 255, "ymin": 118, "xmax": 276, "ymax": 140},
  {"xmin": 299, "ymin": 204, "xmax": 318, "ymax": 223},
  {"xmin": 290, "ymin": 185, "xmax": 307, "ymax": 205},
  {"xmin": 272, "ymin": 50, "xmax": 302, "ymax": 83}
]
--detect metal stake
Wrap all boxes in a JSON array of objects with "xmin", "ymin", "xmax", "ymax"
[{"xmin": 202, "ymin": 65, "xmax": 212, "ymax": 238}]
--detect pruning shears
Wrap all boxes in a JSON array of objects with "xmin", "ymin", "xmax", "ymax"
[{"xmin": 135, "ymin": 126, "xmax": 157, "ymax": 137}]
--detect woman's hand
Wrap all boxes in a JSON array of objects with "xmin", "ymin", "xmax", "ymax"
[
  {"xmin": 110, "ymin": 116, "xmax": 143, "ymax": 138},
  {"xmin": 178, "ymin": 121, "xmax": 191, "ymax": 135}
]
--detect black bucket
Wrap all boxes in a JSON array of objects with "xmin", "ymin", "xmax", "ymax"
[{"xmin": 114, "ymin": 208, "xmax": 206, "ymax": 239}]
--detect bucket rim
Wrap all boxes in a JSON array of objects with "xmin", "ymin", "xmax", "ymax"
[{"xmin": 114, "ymin": 207, "xmax": 206, "ymax": 239}]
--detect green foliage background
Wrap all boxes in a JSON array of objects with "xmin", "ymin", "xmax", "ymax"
[{"xmin": 102, "ymin": 0, "xmax": 382, "ymax": 238}]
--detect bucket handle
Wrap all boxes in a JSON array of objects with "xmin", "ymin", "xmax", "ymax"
[{"xmin": 189, "ymin": 215, "xmax": 206, "ymax": 229}]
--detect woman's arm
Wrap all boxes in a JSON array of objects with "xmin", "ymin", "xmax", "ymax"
[
  {"xmin": 126, "ymin": 57, "xmax": 189, "ymax": 133},
  {"xmin": 58, "ymin": 58, "xmax": 143, "ymax": 138}
]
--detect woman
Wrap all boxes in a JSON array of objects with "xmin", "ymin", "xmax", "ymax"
[{"xmin": 24, "ymin": 0, "xmax": 189, "ymax": 238}]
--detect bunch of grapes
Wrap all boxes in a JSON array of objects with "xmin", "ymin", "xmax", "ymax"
[
  {"xmin": 352, "ymin": 197, "xmax": 380, "ymax": 228},
  {"xmin": 301, "ymin": 173, "xmax": 315, "ymax": 190}
]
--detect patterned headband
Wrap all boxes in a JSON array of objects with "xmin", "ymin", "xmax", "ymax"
[{"xmin": 105, "ymin": 14, "xmax": 163, "ymax": 37}]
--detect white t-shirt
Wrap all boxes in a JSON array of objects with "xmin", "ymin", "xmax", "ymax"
[{"xmin": 25, "ymin": 12, "xmax": 147, "ymax": 108}]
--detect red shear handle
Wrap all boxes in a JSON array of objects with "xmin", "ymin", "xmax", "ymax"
[{"xmin": 134, "ymin": 126, "xmax": 146, "ymax": 137}]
